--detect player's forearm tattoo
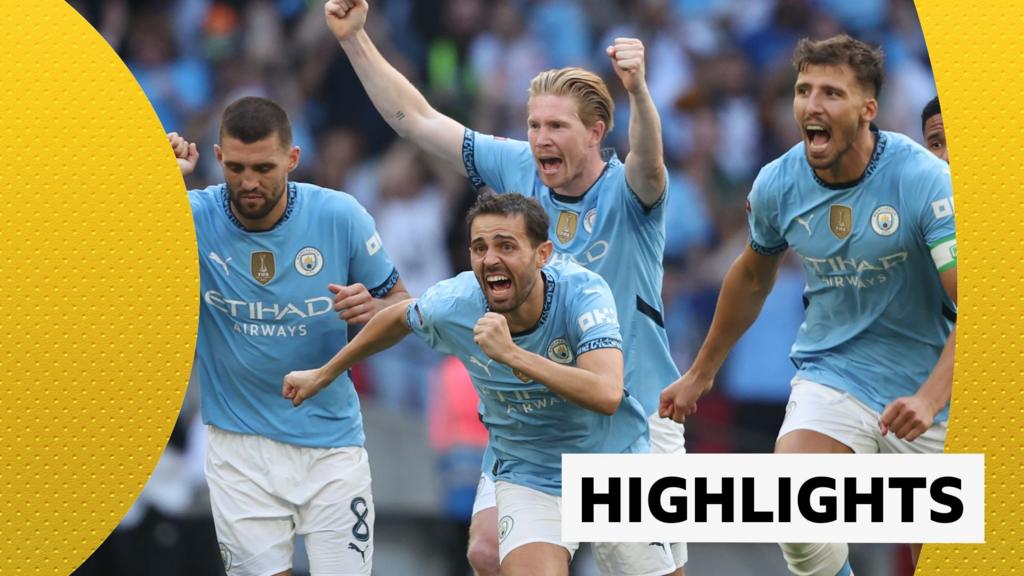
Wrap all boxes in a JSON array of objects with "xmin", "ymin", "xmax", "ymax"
[{"xmin": 394, "ymin": 111, "xmax": 406, "ymax": 121}]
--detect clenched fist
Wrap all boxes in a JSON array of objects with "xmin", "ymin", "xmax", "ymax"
[
  {"xmin": 606, "ymin": 37, "xmax": 648, "ymax": 95},
  {"xmin": 473, "ymin": 312, "xmax": 516, "ymax": 365},
  {"xmin": 658, "ymin": 369, "xmax": 713, "ymax": 423},
  {"xmin": 880, "ymin": 395, "xmax": 939, "ymax": 441},
  {"xmin": 330, "ymin": 282, "xmax": 379, "ymax": 324},
  {"xmin": 283, "ymin": 368, "xmax": 327, "ymax": 407},
  {"xmin": 167, "ymin": 132, "xmax": 198, "ymax": 175},
  {"xmin": 324, "ymin": 0, "xmax": 369, "ymax": 42}
]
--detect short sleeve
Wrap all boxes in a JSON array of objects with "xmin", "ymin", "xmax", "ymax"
[
  {"xmin": 187, "ymin": 185, "xmax": 222, "ymax": 232},
  {"xmin": 746, "ymin": 168, "xmax": 789, "ymax": 255},
  {"xmin": 462, "ymin": 129, "xmax": 535, "ymax": 193},
  {"xmin": 570, "ymin": 274, "xmax": 623, "ymax": 357},
  {"xmin": 406, "ymin": 280, "xmax": 458, "ymax": 354},
  {"xmin": 915, "ymin": 163, "xmax": 957, "ymax": 272},
  {"xmin": 346, "ymin": 200, "xmax": 400, "ymax": 298},
  {"xmin": 622, "ymin": 159, "xmax": 669, "ymax": 218}
]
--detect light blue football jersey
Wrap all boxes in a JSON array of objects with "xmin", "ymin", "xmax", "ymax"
[
  {"xmin": 462, "ymin": 130, "xmax": 680, "ymax": 416},
  {"xmin": 407, "ymin": 261, "xmax": 650, "ymax": 495},
  {"xmin": 748, "ymin": 129, "xmax": 956, "ymax": 420},
  {"xmin": 190, "ymin": 182, "xmax": 399, "ymax": 448}
]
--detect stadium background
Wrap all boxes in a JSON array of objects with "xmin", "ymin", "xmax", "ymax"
[{"xmin": 67, "ymin": 0, "xmax": 939, "ymax": 574}]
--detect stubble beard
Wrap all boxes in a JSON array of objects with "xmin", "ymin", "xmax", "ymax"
[{"xmin": 228, "ymin": 181, "xmax": 285, "ymax": 221}]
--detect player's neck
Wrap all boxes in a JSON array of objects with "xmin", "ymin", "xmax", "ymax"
[
  {"xmin": 813, "ymin": 126, "xmax": 877, "ymax": 185},
  {"xmin": 505, "ymin": 272, "xmax": 547, "ymax": 333},
  {"xmin": 232, "ymin": 188, "xmax": 289, "ymax": 232},
  {"xmin": 554, "ymin": 154, "xmax": 606, "ymax": 198}
]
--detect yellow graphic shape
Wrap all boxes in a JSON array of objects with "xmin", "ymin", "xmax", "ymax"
[
  {"xmin": 916, "ymin": 1, "xmax": 1021, "ymax": 573},
  {"xmin": 0, "ymin": 2, "xmax": 198, "ymax": 574}
]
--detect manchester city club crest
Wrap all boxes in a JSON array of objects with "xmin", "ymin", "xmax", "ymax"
[
  {"xmin": 583, "ymin": 208, "xmax": 597, "ymax": 234},
  {"xmin": 829, "ymin": 204, "xmax": 853, "ymax": 240},
  {"xmin": 498, "ymin": 515, "xmax": 514, "ymax": 543},
  {"xmin": 251, "ymin": 251, "xmax": 275, "ymax": 285},
  {"xmin": 294, "ymin": 246, "xmax": 324, "ymax": 276},
  {"xmin": 547, "ymin": 338, "xmax": 574, "ymax": 364},
  {"xmin": 556, "ymin": 210, "xmax": 578, "ymax": 244},
  {"xmin": 219, "ymin": 543, "xmax": 232, "ymax": 573},
  {"xmin": 870, "ymin": 205, "xmax": 900, "ymax": 236}
]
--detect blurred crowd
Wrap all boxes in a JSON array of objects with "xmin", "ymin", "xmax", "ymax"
[{"xmin": 69, "ymin": 1, "xmax": 936, "ymax": 574}]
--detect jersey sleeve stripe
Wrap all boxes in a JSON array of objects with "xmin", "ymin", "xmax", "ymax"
[
  {"xmin": 368, "ymin": 267, "xmax": 400, "ymax": 299},
  {"xmin": 462, "ymin": 129, "xmax": 486, "ymax": 191},
  {"xmin": 625, "ymin": 179, "xmax": 667, "ymax": 215},
  {"xmin": 750, "ymin": 238, "xmax": 789, "ymax": 256},
  {"xmin": 577, "ymin": 337, "xmax": 622, "ymax": 356}
]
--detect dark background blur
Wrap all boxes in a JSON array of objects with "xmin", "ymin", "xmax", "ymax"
[{"xmin": 68, "ymin": 0, "xmax": 938, "ymax": 574}]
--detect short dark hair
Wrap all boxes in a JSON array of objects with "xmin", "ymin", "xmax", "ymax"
[
  {"xmin": 219, "ymin": 96, "xmax": 292, "ymax": 148},
  {"xmin": 921, "ymin": 96, "xmax": 941, "ymax": 133},
  {"xmin": 793, "ymin": 34, "xmax": 885, "ymax": 98},
  {"xmin": 466, "ymin": 193, "xmax": 550, "ymax": 248}
]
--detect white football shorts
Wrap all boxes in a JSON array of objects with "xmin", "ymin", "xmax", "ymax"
[
  {"xmin": 778, "ymin": 377, "xmax": 947, "ymax": 454},
  {"xmin": 205, "ymin": 426, "xmax": 375, "ymax": 576},
  {"xmin": 495, "ymin": 481, "xmax": 682, "ymax": 576}
]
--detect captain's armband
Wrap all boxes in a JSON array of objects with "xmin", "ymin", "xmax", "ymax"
[{"xmin": 930, "ymin": 234, "xmax": 957, "ymax": 272}]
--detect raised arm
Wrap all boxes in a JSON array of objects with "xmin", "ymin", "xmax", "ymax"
[
  {"xmin": 283, "ymin": 297, "xmax": 414, "ymax": 406},
  {"xmin": 659, "ymin": 245, "xmax": 785, "ymax": 421},
  {"xmin": 607, "ymin": 38, "xmax": 666, "ymax": 207},
  {"xmin": 474, "ymin": 312, "xmax": 624, "ymax": 415},
  {"xmin": 325, "ymin": 0, "xmax": 467, "ymax": 174}
]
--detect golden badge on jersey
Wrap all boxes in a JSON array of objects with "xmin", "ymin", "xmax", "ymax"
[
  {"xmin": 512, "ymin": 367, "xmax": 533, "ymax": 383},
  {"xmin": 829, "ymin": 204, "xmax": 853, "ymax": 240},
  {"xmin": 251, "ymin": 251, "xmax": 275, "ymax": 285},
  {"xmin": 556, "ymin": 210, "xmax": 578, "ymax": 244}
]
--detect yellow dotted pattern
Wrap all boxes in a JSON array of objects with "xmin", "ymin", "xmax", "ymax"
[
  {"xmin": 0, "ymin": 2, "xmax": 197, "ymax": 574},
  {"xmin": 916, "ymin": 1, "xmax": 1019, "ymax": 573}
]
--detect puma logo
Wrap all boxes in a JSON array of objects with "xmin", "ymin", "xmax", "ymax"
[
  {"xmin": 347, "ymin": 542, "xmax": 367, "ymax": 562},
  {"xmin": 469, "ymin": 355, "xmax": 493, "ymax": 377},
  {"xmin": 209, "ymin": 251, "xmax": 232, "ymax": 275},
  {"xmin": 795, "ymin": 213, "xmax": 815, "ymax": 235}
]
